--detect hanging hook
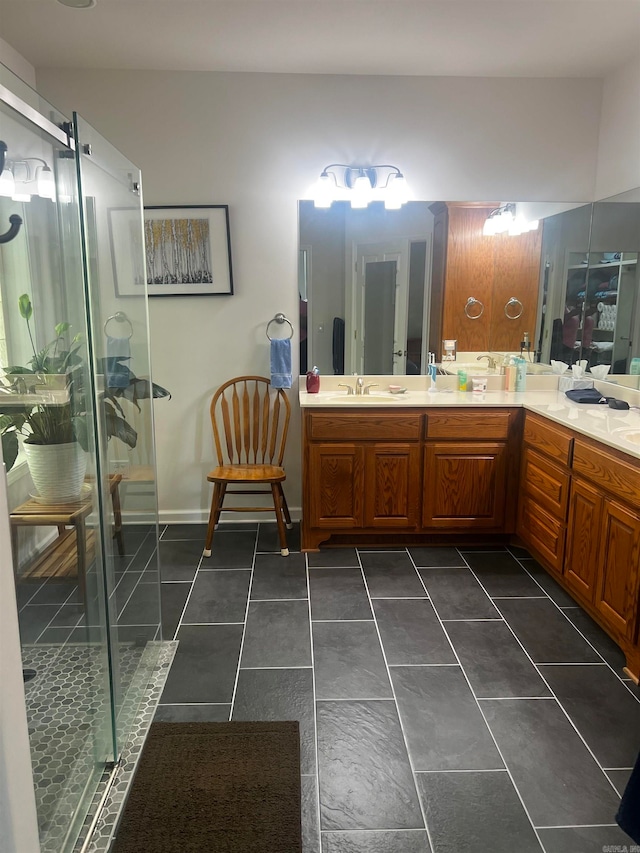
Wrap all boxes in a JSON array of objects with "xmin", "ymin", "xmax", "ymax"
[{"xmin": 0, "ymin": 214, "xmax": 23, "ymax": 245}]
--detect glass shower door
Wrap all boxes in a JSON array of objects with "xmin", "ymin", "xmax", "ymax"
[
  {"xmin": 0, "ymin": 72, "xmax": 116, "ymax": 853},
  {"xmin": 73, "ymin": 113, "xmax": 163, "ymax": 747}
]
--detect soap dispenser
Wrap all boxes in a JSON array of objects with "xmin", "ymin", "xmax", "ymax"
[{"xmin": 306, "ymin": 366, "xmax": 320, "ymax": 393}]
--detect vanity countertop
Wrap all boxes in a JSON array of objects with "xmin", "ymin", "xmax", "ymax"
[{"xmin": 299, "ymin": 382, "xmax": 640, "ymax": 461}]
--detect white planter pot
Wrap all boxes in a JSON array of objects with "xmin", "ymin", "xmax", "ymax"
[{"xmin": 23, "ymin": 441, "xmax": 87, "ymax": 504}]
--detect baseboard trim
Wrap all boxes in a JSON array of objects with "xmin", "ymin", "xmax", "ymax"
[{"xmin": 157, "ymin": 508, "xmax": 302, "ymax": 525}]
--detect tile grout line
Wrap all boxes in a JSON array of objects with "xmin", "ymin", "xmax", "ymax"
[
  {"xmin": 228, "ymin": 527, "xmax": 260, "ymax": 720},
  {"xmin": 30, "ymin": 523, "xmax": 155, "ymax": 646},
  {"xmin": 408, "ymin": 549, "xmax": 547, "ymax": 853},
  {"xmin": 114, "ymin": 537, "xmax": 161, "ymax": 624},
  {"xmin": 514, "ymin": 554, "xmax": 640, "ymax": 706},
  {"xmin": 357, "ymin": 548, "xmax": 437, "ymax": 853},
  {"xmin": 305, "ymin": 551, "xmax": 323, "ymax": 851},
  {"xmin": 535, "ymin": 823, "xmax": 620, "ymax": 829},
  {"xmin": 460, "ymin": 554, "xmax": 625, "ymax": 802},
  {"xmin": 321, "ymin": 828, "xmax": 428, "ymax": 834},
  {"xmin": 238, "ymin": 665, "xmax": 314, "ymax": 670}
]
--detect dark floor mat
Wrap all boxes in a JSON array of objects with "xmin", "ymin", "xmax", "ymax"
[{"xmin": 111, "ymin": 721, "xmax": 302, "ymax": 852}]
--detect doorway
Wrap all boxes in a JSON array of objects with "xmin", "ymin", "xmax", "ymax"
[{"xmin": 353, "ymin": 240, "xmax": 409, "ymax": 375}]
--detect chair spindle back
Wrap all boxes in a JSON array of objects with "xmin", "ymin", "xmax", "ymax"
[{"xmin": 210, "ymin": 376, "xmax": 291, "ymax": 467}]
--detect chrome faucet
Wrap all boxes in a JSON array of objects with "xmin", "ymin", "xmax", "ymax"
[
  {"xmin": 337, "ymin": 377, "xmax": 379, "ymax": 396},
  {"xmin": 477, "ymin": 355, "xmax": 497, "ymax": 371}
]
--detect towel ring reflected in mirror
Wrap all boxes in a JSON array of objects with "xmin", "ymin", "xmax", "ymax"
[
  {"xmin": 504, "ymin": 297, "xmax": 524, "ymax": 320},
  {"xmin": 266, "ymin": 313, "xmax": 294, "ymax": 341},
  {"xmin": 464, "ymin": 297, "xmax": 484, "ymax": 320},
  {"xmin": 104, "ymin": 311, "xmax": 133, "ymax": 339}
]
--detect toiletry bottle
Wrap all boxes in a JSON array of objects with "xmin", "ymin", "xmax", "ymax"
[
  {"xmin": 306, "ymin": 366, "xmax": 320, "ymax": 393},
  {"xmin": 457, "ymin": 369, "xmax": 467, "ymax": 392},
  {"xmin": 505, "ymin": 358, "xmax": 517, "ymax": 392},
  {"xmin": 631, "ymin": 358, "xmax": 640, "ymax": 376},
  {"xmin": 515, "ymin": 357, "xmax": 527, "ymax": 392},
  {"xmin": 428, "ymin": 353, "xmax": 438, "ymax": 392}
]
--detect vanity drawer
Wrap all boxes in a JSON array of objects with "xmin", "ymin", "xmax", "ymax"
[
  {"xmin": 425, "ymin": 409, "xmax": 512, "ymax": 440},
  {"xmin": 307, "ymin": 412, "xmax": 421, "ymax": 441},
  {"xmin": 521, "ymin": 446, "xmax": 570, "ymax": 520},
  {"xmin": 523, "ymin": 413, "xmax": 573, "ymax": 466},
  {"xmin": 517, "ymin": 493, "xmax": 565, "ymax": 574},
  {"xmin": 572, "ymin": 438, "xmax": 640, "ymax": 509}
]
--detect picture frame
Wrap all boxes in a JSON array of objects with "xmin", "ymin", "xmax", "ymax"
[{"xmin": 109, "ymin": 204, "xmax": 233, "ymax": 297}]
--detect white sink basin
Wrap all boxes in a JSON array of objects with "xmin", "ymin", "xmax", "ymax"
[{"xmin": 324, "ymin": 394, "xmax": 406, "ymax": 404}]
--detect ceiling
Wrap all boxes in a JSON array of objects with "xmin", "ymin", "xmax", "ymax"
[{"xmin": 0, "ymin": 0, "xmax": 639, "ymax": 78}]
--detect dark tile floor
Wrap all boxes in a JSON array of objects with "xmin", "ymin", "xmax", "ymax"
[{"xmin": 155, "ymin": 524, "xmax": 640, "ymax": 853}]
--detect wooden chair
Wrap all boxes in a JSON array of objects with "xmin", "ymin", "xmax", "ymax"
[{"xmin": 203, "ymin": 376, "xmax": 292, "ymax": 557}]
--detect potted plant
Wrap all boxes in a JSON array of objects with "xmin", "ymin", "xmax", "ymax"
[{"xmin": 0, "ymin": 294, "xmax": 169, "ymax": 502}]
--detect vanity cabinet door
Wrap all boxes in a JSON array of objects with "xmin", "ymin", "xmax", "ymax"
[
  {"xmin": 364, "ymin": 444, "xmax": 421, "ymax": 528},
  {"xmin": 595, "ymin": 499, "xmax": 640, "ymax": 640},
  {"xmin": 422, "ymin": 442, "xmax": 507, "ymax": 528},
  {"xmin": 308, "ymin": 443, "xmax": 364, "ymax": 528},
  {"xmin": 565, "ymin": 478, "xmax": 602, "ymax": 603}
]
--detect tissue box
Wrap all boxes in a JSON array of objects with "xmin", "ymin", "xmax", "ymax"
[{"xmin": 558, "ymin": 376, "xmax": 594, "ymax": 392}]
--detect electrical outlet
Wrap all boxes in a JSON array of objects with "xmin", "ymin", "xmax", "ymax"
[{"xmin": 112, "ymin": 460, "xmax": 130, "ymax": 478}]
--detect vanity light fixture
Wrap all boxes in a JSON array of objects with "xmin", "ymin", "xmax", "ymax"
[
  {"xmin": 313, "ymin": 164, "xmax": 409, "ymax": 210},
  {"xmin": 0, "ymin": 158, "xmax": 56, "ymax": 202},
  {"xmin": 483, "ymin": 203, "xmax": 539, "ymax": 237}
]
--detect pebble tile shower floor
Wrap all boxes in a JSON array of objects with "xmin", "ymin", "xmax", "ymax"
[{"xmin": 154, "ymin": 523, "xmax": 640, "ymax": 853}]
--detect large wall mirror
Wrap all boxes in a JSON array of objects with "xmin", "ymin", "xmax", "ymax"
[{"xmin": 299, "ymin": 191, "xmax": 640, "ymax": 378}]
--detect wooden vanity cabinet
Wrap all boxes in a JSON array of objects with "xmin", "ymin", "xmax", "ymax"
[
  {"xmin": 570, "ymin": 438, "xmax": 640, "ymax": 642},
  {"xmin": 517, "ymin": 413, "xmax": 573, "ymax": 574},
  {"xmin": 303, "ymin": 412, "xmax": 423, "ymax": 544},
  {"xmin": 517, "ymin": 413, "xmax": 640, "ymax": 678},
  {"xmin": 422, "ymin": 410, "xmax": 516, "ymax": 529},
  {"xmin": 302, "ymin": 407, "xmax": 519, "ymax": 551}
]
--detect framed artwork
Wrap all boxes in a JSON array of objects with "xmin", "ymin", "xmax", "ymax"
[{"xmin": 109, "ymin": 204, "xmax": 233, "ymax": 297}]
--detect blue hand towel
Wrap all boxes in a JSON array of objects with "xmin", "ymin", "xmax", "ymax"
[
  {"xmin": 106, "ymin": 335, "xmax": 131, "ymax": 389},
  {"xmin": 270, "ymin": 338, "xmax": 292, "ymax": 389}
]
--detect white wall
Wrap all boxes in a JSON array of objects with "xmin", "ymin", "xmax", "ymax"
[
  {"xmin": 0, "ymin": 37, "xmax": 36, "ymax": 88},
  {"xmin": 36, "ymin": 69, "xmax": 603, "ymax": 521},
  {"xmin": 595, "ymin": 54, "xmax": 640, "ymax": 200}
]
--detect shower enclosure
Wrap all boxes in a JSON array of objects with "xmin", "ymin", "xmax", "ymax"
[{"xmin": 0, "ymin": 65, "xmax": 163, "ymax": 853}]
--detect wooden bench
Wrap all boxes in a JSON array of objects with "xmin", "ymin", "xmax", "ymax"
[{"xmin": 10, "ymin": 475, "xmax": 124, "ymax": 605}]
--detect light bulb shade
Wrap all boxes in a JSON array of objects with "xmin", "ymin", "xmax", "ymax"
[
  {"xmin": 36, "ymin": 166, "xmax": 56, "ymax": 200},
  {"xmin": 350, "ymin": 173, "xmax": 371, "ymax": 208},
  {"xmin": 483, "ymin": 216, "xmax": 499, "ymax": 236},
  {"xmin": 384, "ymin": 173, "xmax": 408, "ymax": 209},
  {"xmin": 12, "ymin": 192, "xmax": 32, "ymax": 203},
  {"xmin": 313, "ymin": 173, "xmax": 333, "ymax": 208},
  {"xmin": 0, "ymin": 167, "xmax": 15, "ymax": 198}
]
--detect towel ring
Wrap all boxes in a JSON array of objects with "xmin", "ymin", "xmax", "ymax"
[
  {"xmin": 266, "ymin": 313, "xmax": 294, "ymax": 341},
  {"xmin": 104, "ymin": 311, "xmax": 133, "ymax": 339},
  {"xmin": 464, "ymin": 297, "xmax": 484, "ymax": 320},
  {"xmin": 504, "ymin": 297, "xmax": 524, "ymax": 320}
]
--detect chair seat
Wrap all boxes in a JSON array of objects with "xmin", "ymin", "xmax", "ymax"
[{"xmin": 207, "ymin": 464, "xmax": 286, "ymax": 484}]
